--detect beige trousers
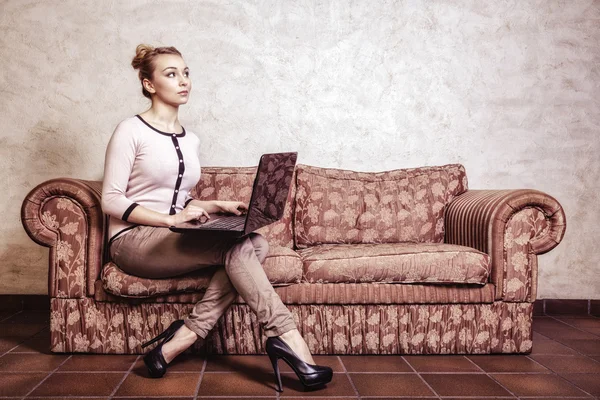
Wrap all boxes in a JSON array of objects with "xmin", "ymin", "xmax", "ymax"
[{"xmin": 109, "ymin": 226, "xmax": 297, "ymax": 339}]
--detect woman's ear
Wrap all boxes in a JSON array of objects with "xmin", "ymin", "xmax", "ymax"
[{"xmin": 142, "ymin": 78, "xmax": 155, "ymax": 95}]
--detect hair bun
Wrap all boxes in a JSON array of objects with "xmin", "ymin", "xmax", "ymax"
[{"xmin": 131, "ymin": 44, "xmax": 155, "ymax": 70}]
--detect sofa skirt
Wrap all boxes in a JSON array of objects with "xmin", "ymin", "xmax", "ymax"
[{"xmin": 50, "ymin": 297, "xmax": 532, "ymax": 355}]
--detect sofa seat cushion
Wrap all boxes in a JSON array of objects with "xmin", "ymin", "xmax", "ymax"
[
  {"xmin": 101, "ymin": 246, "xmax": 302, "ymax": 298},
  {"xmin": 298, "ymin": 243, "xmax": 490, "ymax": 285}
]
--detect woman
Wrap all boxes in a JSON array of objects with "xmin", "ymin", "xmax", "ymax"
[{"xmin": 101, "ymin": 44, "xmax": 332, "ymax": 391}]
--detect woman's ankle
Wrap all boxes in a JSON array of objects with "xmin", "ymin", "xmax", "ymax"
[{"xmin": 277, "ymin": 329, "xmax": 315, "ymax": 365}]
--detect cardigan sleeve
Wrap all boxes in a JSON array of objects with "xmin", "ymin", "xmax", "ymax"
[{"xmin": 101, "ymin": 121, "xmax": 139, "ymax": 221}]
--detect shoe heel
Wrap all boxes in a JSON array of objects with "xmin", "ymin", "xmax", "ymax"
[{"xmin": 268, "ymin": 353, "xmax": 283, "ymax": 392}]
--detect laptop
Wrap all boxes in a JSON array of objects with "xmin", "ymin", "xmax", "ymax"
[{"xmin": 169, "ymin": 152, "xmax": 297, "ymax": 236}]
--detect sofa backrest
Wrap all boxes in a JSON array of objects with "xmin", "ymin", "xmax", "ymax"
[
  {"xmin": 189, "ymin": 166, "xmax": 295, "ymax": 248},
  {"xmin": 294, "ymin": 164, "xmax": 468, "ymax": 248}
]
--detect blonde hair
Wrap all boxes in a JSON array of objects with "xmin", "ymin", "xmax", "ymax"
[{"xmin": 131, "ymin": 44, "xmax": 183, "ymax": 98}]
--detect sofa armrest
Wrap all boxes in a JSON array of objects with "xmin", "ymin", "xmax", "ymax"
[
  {"xmin": 445, "ymin": 189, "xmax": 566, "ymax": 302},
  {"xmin": 21, "ymin": 178, "xmax": 105, "ymax": 298}
]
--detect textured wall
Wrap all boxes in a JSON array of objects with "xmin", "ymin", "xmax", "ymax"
[{"xmin": 1, "ymin": 0, "xmax": 598, "ymax": 298}]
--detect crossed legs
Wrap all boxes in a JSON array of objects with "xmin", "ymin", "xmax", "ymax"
[{"xmin": 109, "ymin": 228, "xmax": 313, "ymax": 364}]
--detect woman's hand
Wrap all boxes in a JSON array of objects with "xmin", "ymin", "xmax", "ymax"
[
  {"xmin": 170, "ymin": 204, "xmax": 211, "ymax": 225},
  {"xmin": 218, "ymin": 201, "xmax": 248, "ymax": 216}
]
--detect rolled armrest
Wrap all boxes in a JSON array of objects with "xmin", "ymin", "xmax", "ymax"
[
  {"xmin": 445, "ymin": 189, "xmax": 566, "ymax": 302},
  {"xmin": 21, "ymin": 178, "xmax": 105, "ymax": 298}
]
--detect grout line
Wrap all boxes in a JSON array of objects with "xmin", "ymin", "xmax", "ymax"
[
  {"xmin": 1, "ymin": 326, "xmax": 49, "ymax": 358},
  {"xmin": 522, "ymin": 350, "xmax": 598, "ymax": 399},
  {"xmin": 465, "ymin": 356, "xmax": 519, "ymax": 399},
  {"xmin": 192, "ymin": 357, "xmax": 207, "ymax": 400},
  {"xmin": 0, "ymin": 310, "xmax": 23, "ymax": 323},
  {"xmin": 545, "ymin": 315, "xmax": 600, "ymax": 338},
  {"xmin": 401, "ymin": 355, "xmax": 441, "ymax": 400},
  {"xmin": 107, "ymin": 354, "xmax": 139, "ymax": 399},
  {"xmin": 21, "ymin": 354, "xmax": 72, "ymax": 399},
  {"xmin": 337, "ymin": 355, "xmax": 361, "ymax": 399}
]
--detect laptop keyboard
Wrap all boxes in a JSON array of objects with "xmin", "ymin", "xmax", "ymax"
[{"xmin": 203, "ymin": 215, "xmax": 246, "ymax": 229}]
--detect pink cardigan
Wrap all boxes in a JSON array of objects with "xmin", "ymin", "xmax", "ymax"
[{"xmin": 101, "ymin": 115, "xmax": 201, "ymax": 242}]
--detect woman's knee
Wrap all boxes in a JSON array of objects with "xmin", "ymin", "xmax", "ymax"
[{"xmin": 248, "ymin": 233, "xmax": 269, "ymax": 263}]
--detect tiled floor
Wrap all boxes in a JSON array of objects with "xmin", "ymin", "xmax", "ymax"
[{"xmin": 1, "ymin": 310, "xmax": 599, "ymax": 399}]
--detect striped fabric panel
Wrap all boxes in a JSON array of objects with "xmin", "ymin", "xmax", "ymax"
[{"xmin": 445, "ymin": 189, "xmax": 566, "ymax": 300}]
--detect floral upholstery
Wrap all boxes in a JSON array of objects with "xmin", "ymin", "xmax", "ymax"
[
  {"xmin": 50, "ymin": 297, "xmax": 532, "ymax": 354},
  {"xmin": 298, "ymin": 243, "xmax": 490, "ymax": 284},
  {"xmin": 102, "ymin": 246, "xmax": 303, "ymax": 298},
  {"xmin": 294, "ymin": 164, "xmax": 467, "ymax": 248},
  {"xmin": 445, "ymin": 189, "xmax": 566, "ymax": 301}
]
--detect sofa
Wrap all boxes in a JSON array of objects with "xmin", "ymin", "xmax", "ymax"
[{"xmin": 21, "ymin": 163, "xmax": 565, "ymax": 355}]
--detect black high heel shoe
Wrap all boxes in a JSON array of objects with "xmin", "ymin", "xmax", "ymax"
[
  {"xmin": 266, "ymin": 336, "xmax": 333, "ymax": 392},
  {"xmin": 141, "ymin": 319, "xmax": 185, "ymax": 378}
]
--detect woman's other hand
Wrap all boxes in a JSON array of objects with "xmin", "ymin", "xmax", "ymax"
[
  {"xmin": 171, "ymin": 204, "xmax": 210, "ymax": 225},
  {"xmin": 218, "ymin": 201, "xmax": 248, "ymax": 216}
]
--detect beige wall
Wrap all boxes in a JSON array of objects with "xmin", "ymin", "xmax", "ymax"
[{"xmin": 1, "ymin": 1, "xmax": 598, "ymax": 298}]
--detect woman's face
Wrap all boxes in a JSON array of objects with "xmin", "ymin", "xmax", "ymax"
[{"xmin": 144, "ymin": 54, "xmax": 192, "ymax": 106}]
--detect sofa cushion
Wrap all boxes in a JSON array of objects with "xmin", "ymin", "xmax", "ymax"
[
  {"xmin": 294, "ymin": 164, "xmax": 467, "ymax": 248},
  {"xmin": 101, "ymin": 246, "xmax": 302, "ymax": 298},
  {"xmin": 298, "ymin": 243, "xmax": 490, "ymax": 285},
  {"xmin": 187, "ymin": 167, "xmax": 296, "ymax": 248}
]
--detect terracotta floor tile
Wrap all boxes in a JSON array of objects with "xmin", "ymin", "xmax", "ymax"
[
  {"xmin": 59, "ymin": 354, "xmax": 138, "ymax": 371},
  {"xmin": 491, "ymin": 373, "xmax": 589, "ymax": 397},
  {"xmin": 284, "ymin": 398, "xmax": 355, "ymax": 400},
  {"xmin": 511, "ymin": 398, "xmax": 590, "ymax": 400},
  {"xmin": 560, "ymin": 373, "xmax": 600, "ymax": 396},
  {"xmin": 0, "ymin": 353, "xmax": 68, "ymax": 371},
  {"xmin": 1, "ymin": 311, "xmax": 49, "ymax": 325},
  {"xmin": 0, "ymin": 337, "xmax": 22, "ymax": 353},
  {"xmin": 559, "ymin": 339, "xmax": 600, "ymax": 355},
  {"xmin": 30, "ymin": 372, "xmax": 125, "ymax": 396},
  {"xmin": 164, "ymin": 353, "xmax": 206, "ymax": 372},
  {"xmin": 530, "ymin": 355, "xmax": 600, "ymax": 374},
  {"xmin": 405, "ymin": 355, "xmax": 480, "ymax": 372},
  {"xmin": 205, "ymin": 354, "xmax": 272, "ymax": 372},
  {"xmin": 280, "ymin": 355, "xmax": 344, "ymax": 372},
  {"xmin": 585, "ymin": 327, "xmax": 600, "ymax": 335},
  {"xmin": 113, "ymin": 398, "xmax": 192, "ymax": 400},
  {"xmin": 433, "ymin": 398, "xmax": 515, "ymax": 400},
  {"xmin": 554, "ymin": 316, "xmax": 600, "ymax": 329},
  {"xmin": 28, "ymin": 397, "xmax": 108, "ymax": 400},
  {"xmin": 340, "ymin": 355, "xmax": 412, "ymax": 372},
  {"xmin": 0, "ymin": 323, "xmax": 47, "ymax": 338},
  {"xmin": 531, "ymin": 338, "xmax": 579, "ymax": 355},
  {"xmin": 0, "ymin": 372, "xmax": 48, "ymax": 396},
  {"xmin": 350, "ymin": 373, "xmax": 433, "ymax": 397},
  {"xmin": 10, "ymin": 329, "xmax": 51, "ymax": 353},
  {"xmin": 115, "ymin": 372, "xmax": 200, "ymax": 396},
  {"xmin": 533, "ymin": 330, "xmax": 549, "ymax": 340},
  {"xmin": 279, "ymin": 372, "xmax": 354, "ymax": 396},
  {"xmin": 359, "ymin": 398, "xmax": 437, "ymax": 400},
  {"xmin": 468, "ymin": 355, "xmax": 549, "ymax": 372},
  {"xmin": 422, "ymin": 373, "xmax": 511, "ymax": 397},
  {"xmin": 533, "ymin": 319, "xmax": 599, "ymax": 340},
  {"xmin": 199, "ymin": 371, "xmax": 275, "ymax": 396}
]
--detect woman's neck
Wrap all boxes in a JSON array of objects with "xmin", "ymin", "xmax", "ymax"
[{"xmin": 140, "ymin": 102, "xmax": 181, "ymax": 132}]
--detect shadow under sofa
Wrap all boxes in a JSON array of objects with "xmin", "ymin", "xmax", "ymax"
[{"xmin": 21, "ymin": 163, "xmax": 566, "ymax": 355}]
